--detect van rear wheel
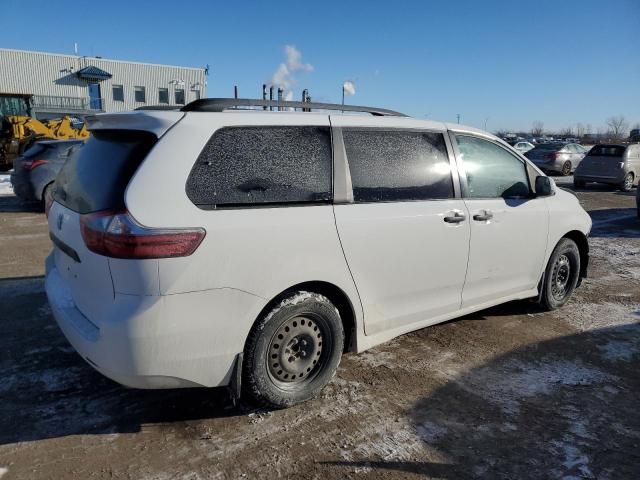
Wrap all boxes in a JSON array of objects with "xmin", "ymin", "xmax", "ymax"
[
  {"xmin": 242, "ymin": 291, "xmax": 344, "ymax": 408},
  {"xmin": 539, "ymin": 238, "xmax": 581, "ymax": 311}
]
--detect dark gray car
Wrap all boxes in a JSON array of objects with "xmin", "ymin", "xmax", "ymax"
[
  {"xmin": 574, "ymin": 144, "xmax": 640, "ymax": 192},
  {"xmin": 10, "ymin": 140, "xmax": 84, "ymax": 210},
  {"xmin": 525, "ymin": 143, "xmax": 587, "ymax": 175}
]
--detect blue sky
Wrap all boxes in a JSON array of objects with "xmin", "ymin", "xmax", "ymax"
[{"xmin": 2, "ymin": 0, "xmax": 639, "ymax": 132}]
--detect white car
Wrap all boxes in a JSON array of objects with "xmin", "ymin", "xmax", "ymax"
[
  {"xmin": 512, "ymin": 141, "xmax": 535, "ymax": 154},
  {"xmin": 45, "ymin": 98, "xmax": 592, "ymax": 408}
]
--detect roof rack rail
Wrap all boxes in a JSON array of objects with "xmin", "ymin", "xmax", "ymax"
[
  {"xmin": 134, "ymin": 106, "xmax": 181, "ymax": 111},
  {"xmin": 179, "ymin": 98, "xmax": 408, "ymax": 117}
]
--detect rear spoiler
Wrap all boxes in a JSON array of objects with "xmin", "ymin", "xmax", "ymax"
[{"xmin": 84, "ymin": 111, "xmax": 185, "ymax": 137}]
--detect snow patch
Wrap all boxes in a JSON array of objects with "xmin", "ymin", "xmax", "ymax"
[
  {"xmin": 556, "ymin": 301, "xmax": 640, "ymax": 331},
  {"xmin": 596, "ymin": 339, "xmax": 639, "ymax": 362},
  {"xmin": 0, "ymin": 467, "xmax": 8, "ymax": 479},
  {"xmin": 0, "ymin": 174, "xmax": 13, "ymax": 195},
  {"xmin": 456, "ymin": 358, "xmax": 614, "ymax": 414}
]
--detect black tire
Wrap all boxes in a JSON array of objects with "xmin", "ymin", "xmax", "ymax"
[
  {"xmin": 620, "ymin": 173, "xmax": 634, "ymax": 192},
  {"xmin": 242, "ymin": 291, "xmax": 344, "ymax": 408},
  {"xmin": 539, "ymin": 238, "xmax": 581, "ymax": 311},
  {"xmin": 41, "ymin": 182, "xmax": 54, "ymax": 213},
  {"xmin": 561, "ymin": 161, "xmax": 572, "ymax": 176},
  {"xmin": 573, "ymin": 178, "xmax": 586, "ymax": 189}
]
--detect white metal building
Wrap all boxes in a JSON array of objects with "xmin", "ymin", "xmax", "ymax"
[{"xmin": 0, "ymin": 48, "xmax": 207, "ymax": 119}]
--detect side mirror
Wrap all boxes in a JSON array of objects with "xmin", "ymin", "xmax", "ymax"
[{"xmin": 535, "ymin": 175, "xmax": 553, "ymax": 197}]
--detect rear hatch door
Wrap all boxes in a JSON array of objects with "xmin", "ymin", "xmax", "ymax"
[
  {"xmin": 579, "ymin": 146, "xmax": 626, "ymax": 176},
  {"xmin": 49, "ymin": 126, "xmax": 165, "ymax": 324}
]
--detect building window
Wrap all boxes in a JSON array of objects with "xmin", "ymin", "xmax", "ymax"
[
  {"xmin": 112, "ymin": 85, "xmax": 124, "ymax": 102},
  {"xmin": 134, "ymin": 86, "xmax": 146, "ymax": 103},
  {"xmin": 158, "ymin": 88, "xmax": 169, "ymax": 104},
  {"xmin": 191, "ymin": 89, "xmax": 200, "ymax": 101},
  {"xmin": 175, "ymin": 89, "xmax": 185, "ymax": 105}
]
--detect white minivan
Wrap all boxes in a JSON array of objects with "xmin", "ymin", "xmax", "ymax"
[{"xmin": 46, "ymin": 98, "xmax": 591, "ymax": 408}]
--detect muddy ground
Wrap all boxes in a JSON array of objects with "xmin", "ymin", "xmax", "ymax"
[{"xmin": 1, "ymin": 179, "xmax": 639, "ymax": 479}]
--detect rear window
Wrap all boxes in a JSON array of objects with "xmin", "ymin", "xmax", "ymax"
[
  {"xmin": 533, "ymin": 143, "xmax": 565, "ymax": 151},
  {"xmin": 21, "ymin": 143, "xmax": 52, "ymax": 159},
  {"xmin": 588, "ymin": 145, "xmax": 626, "ymax": 157},
  {"xmin": 54, "ymin": 130, "xmax": 156, "ymax": 214},
  {"xmin": 186, "ymin": 126, "xmax": 332, "ymax": 208}
]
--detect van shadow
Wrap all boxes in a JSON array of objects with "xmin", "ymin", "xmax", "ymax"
[
  {"xmin": 0, "ymin": 278, "xmax": 244, "ymax": 446},
  {"xmin": 587, "ymin": 207, "xmax": 639, "ymax": 238},
  {"xmin": 328, "ymin": 322, "xmax": 640, "ymax": 479},
  {"xmin": 0, "ymin": 194, "xmax": 42, "ymax": 213}
]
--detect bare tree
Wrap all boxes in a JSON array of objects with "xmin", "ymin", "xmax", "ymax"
[
  {"xmin": 531, "ymin": 121, "xmax": 544, "ymax": 137},
  {"xmin": 575, "ymin": 123, "xmax": 585, "ymax": 139},
  {"xmin": 585, "ymin": 123, "xmax": 592, "ymax": 135},
  {"xmin": 606, "ymin": 115, "xmax": 629, "ymax": 139},
  {"xmin": 560, "ymin": 127, "xmax": 574, "ymax": 138}
]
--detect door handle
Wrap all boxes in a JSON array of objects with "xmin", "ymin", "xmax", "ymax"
[
  {"xmin": 473, "ymin": 210, "xmax": 494, "ymax": 222},
  {"xmin": 444, "ymin": 211, "xmax": 466, "ymax": 223}
]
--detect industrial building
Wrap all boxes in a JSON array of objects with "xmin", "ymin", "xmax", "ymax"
[{"xmin": 0, "ymin": 48, "xmax": 207, "ymax": 119}]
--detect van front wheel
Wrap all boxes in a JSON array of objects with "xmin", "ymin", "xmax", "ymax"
[
  {"xmin": 539, "ymin": 238, "xmax": 581, "ymax": 311},
  {"xmin": 242, "ymin": 291, "xmax": 344, "ymax": 408}
]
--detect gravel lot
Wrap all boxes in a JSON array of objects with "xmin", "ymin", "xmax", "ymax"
[{"xmin": 1, "ymin": 179, "xmax": 639, "ymax": 480}]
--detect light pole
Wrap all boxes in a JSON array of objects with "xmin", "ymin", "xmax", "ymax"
[
  {"xmin": 456, "ymin": 113, "xmax": 461, "ymax": 124},
  {"xmin": 484, "ymin": 117, "xmax": 489, "ymax": 130}
]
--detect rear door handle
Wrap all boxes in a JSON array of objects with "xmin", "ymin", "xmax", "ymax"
[
  {"xmin": 443, "ymin": 211, "xmax": 466, "ymax": 224},
  {"xmin": 473, "ymin": 210, "xmax": 494, "ymax": 222}
]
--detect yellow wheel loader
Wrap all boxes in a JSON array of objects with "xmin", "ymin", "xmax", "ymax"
[{"xmin": 0, "ymin": 115, "xmax": 89, "ymax": 171}]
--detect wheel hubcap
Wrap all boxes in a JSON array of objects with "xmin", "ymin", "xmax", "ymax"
[
  {"xmin": 268, "ymin": 316, "xmax": 323, "ymax": 383},
  {"xmin": 551, "ymin": 254, "xmax": 571, "ymax": 300},
  {"xmin": 625, "ymin": 175, "xmax": 632, "ymax": 189},
  {"xmin": 563, "ymin": 162, "xmax": 571, "ymax": 175}
]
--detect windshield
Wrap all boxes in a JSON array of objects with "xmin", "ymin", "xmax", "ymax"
[{"xmin": 588, "ymin": 145, "xmax": 626, "ymax": 157}]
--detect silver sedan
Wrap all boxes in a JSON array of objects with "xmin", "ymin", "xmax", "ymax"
[{"xmin": 525, "ymin": 143, "xmax": 588, "ymax": 176}]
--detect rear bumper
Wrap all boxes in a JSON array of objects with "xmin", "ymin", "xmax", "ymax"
[
  {"xmin": 45, "ymin": 253, "xmax": 265, "ymax": 389},
  {"xmin": 532, "ymin": 159, "xmax": 562, "ymax": 173}
]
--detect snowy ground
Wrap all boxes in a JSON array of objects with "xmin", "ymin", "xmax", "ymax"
[
  {"xmin": 0, "ymin": 174, "xmax": 13, "ymax": 196},
  {"xmin": 0, "ymin": 185, "xmax": 638, "ymax": 479}
]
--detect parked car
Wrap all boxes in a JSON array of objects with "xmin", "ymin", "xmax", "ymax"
[
  {"xmin": 45, "ymin": 99, "xmax": 591, "ymax": 408},
  {"xmin": 511, "ymin": 141, "xmax": 535, "ymax": 154},
  {"xmin": 636, "ymin": 182, "xmax": 640, "ymax": 218},
  {"xmin": 11, "ymin": 139, "xmax": 84, "ymax": 210},
  {"xmin": 525, "ymin": 143, "xmax": 587, "ymax": 175},
  {"xmin": 574, "ymin": 144, "xmax": 640, "ymax": 191}
]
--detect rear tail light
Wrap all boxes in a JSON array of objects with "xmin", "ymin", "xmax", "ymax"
[
  {"xmin": 545, "ymin": 153, "xmax": 558, "ymax": 160},
  {"xmin": 23, "ymin": 159, "xmax": 49, "ymax": 170},
  {"xmin": 80, "ymin": 210, "xmax": 206, "ymax": 259}
]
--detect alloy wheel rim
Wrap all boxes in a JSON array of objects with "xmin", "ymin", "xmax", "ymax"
[
  {"xmin": 625, "ymin": 175, "xmax": 632, "ymax": 189},
  {"xmin": 268, "ymin": 315, "xmax": 323, "ymax": 383},
  {"xmin": 551, "ymin": 254, "xmax": 571, "ymax": 301}
]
